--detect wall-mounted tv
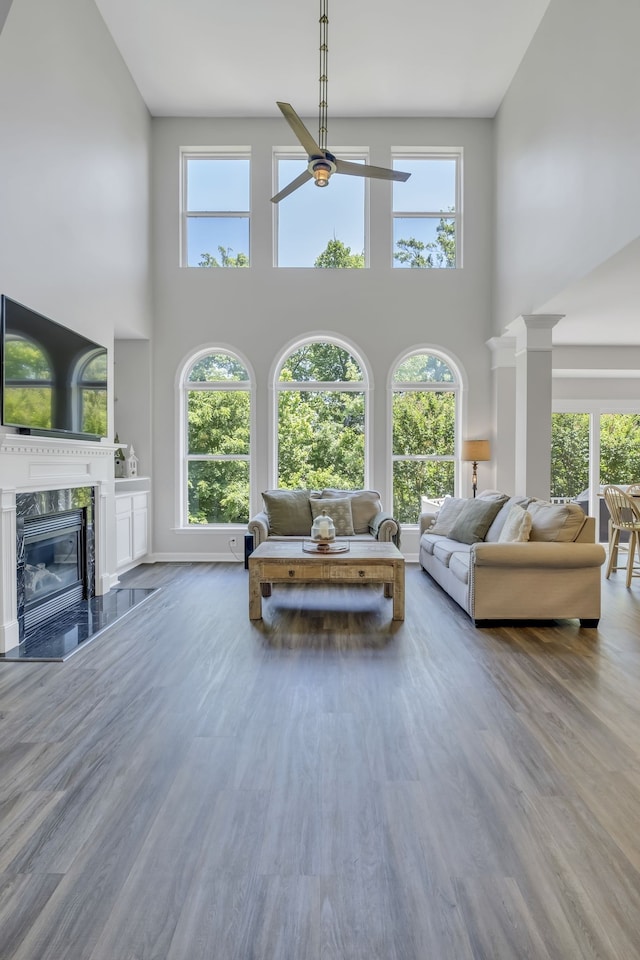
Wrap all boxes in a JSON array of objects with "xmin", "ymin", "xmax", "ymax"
[{"xmin": 1, "ymin": 295, "xmax": 108, "ymax": 440}]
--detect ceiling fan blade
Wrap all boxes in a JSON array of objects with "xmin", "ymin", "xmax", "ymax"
[
  {"xmin": 276, "ymin": 102, "xmax": 323, "ymax": 157},
  {"xmin": 271, "ymin": 169, "xmax": 313, "ymax": 204},
  {"xmin": 335, "ymin": 159, "xmax": 411, "ymax": 182}
]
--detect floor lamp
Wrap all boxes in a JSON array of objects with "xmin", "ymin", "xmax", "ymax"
[{"xmin": 462, "ymin": 440, "xmax": 491, "ymax": 498}]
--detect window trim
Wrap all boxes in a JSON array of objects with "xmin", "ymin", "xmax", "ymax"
[
  {"xmin": 391, "ymin": 147, "xmax": 463, "ymax": 269},
  {"xmin": 176, "ymin": 344, "xmax": 255, "ymax": 529},
  {"xmin": 180, "ymin": 147, "xmax": 252, "ymax": 268}
]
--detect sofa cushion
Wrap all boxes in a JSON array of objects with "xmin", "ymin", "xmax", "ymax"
[
  {"xmin": 420, "ymin": 533, "xmax": 439, "ymax": 555},
  {"xmin": 498, "ymin": 503, "xmax": 533, "ymax": 543},
  {"xmin": 485, "ymin": 495, "xmax": 532, "ymax": 541},
  {"xmin": 433, "ymin": 541, "xmax": 457, "ymax": 566},
  {"xmin": 318, "ymin": 489, "xmax": 383, "ymax": 534},
  {"xmin": 527, "ymin": 501, "xmax": 587, "ymax": 542},
  {"xmin": 429, "ymin": 497, "xmax": 467, "ymax": 536},
  {"xmin": 447, "ymin": 496, "xmax": 507, "ymax": 544},
  {"xmin": 262, "ymin": 489, "xmax": 313, "ymax": 536},
  {"xmin": 310, "ymin": 496, "xmax": 355, "ymax": 537},
  {"xmin": 449, "ymin": 552, "xmax": 471, "ymax": 585}
]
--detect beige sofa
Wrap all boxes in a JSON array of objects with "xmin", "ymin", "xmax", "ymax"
[
  {"xmin": 248, "ymin": 488, "xmax": 400, "ymax": 548},
  {"xmin": 419, "ymin": 491, "xmax": 606, "ymax": 626}
]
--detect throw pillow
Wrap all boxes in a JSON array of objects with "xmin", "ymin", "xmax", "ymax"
[
  {"xmin": 498, "ymin": 503, "xmax": 533, "ymax": 543},
  {"xmin": 319, "ymin": 489, "xmax": 382, "ymax": 534},
  {"xmin": 310, "ymin": 497, "xmax": 355, "ymax": 537},
  {"xmin": 485, "ymin": 495, "xmax": 532, "ymax": 542},
  {"xmin": 527, "ymin": 501, "xmax": 586, "ymax": 542},
  {"xmin": 262, "ymin": 489, "xmax": 313, "ymax": 536},
  {"xmin": 429, "ymin": 497, "xmax": 467, "ymax": 536},
  {"xmin": 447, "ymin": 496, "xmax": 508, "ymax": 544}
]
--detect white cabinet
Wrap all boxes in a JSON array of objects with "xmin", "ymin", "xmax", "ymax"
[
  {"xmin": 115, "ymin": 498, "xmax": 134, "ymax": 567},
  {"xmin": 115, "ymin": 478, "xmax": 150, "ymax": 570}
]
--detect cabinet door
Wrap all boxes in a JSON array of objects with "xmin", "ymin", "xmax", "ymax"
[
  {"xmin": 115, "ymin": 496, "xmax": 133, "ymax": 567},
  {"xmin": 132, "ymin": 494, "xmax": 148, "ymax": 559}
]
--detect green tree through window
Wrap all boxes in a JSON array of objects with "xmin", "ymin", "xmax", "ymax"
[
  {"xmin": 551, "ymin": 414, "xmax": 590, "ymax": 499},
  {"xmin": 198, "ymin": 247, "xmax": 249, "ymax": 268},
  {"xmin": 392, "ymin": 352, "xmax": 458, "ymax": 522},
  {"xmin": 393, "ymin": 218, "xmax": 455, "ymax": 268},
  {"xmin": 184, "ymin": 352, "xmax": 251, "ymax": 524},
  {"xmin": 600, "ymin": 414, "xmax": 640, "ymax": 484},
  {"xmin": 314, "ymin": 238, "xmax": 364, "ymax": 268},
  {"xmin": 277, "ymin": 342, "xmax": 365, "ymax": 489},
  {"xmin": 551, "ymin": 412, "xmax": 640, "ymax": 506}
]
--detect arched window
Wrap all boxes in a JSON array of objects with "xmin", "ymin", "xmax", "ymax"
[
  {"xmin": 391, "ymin": 350, "xmax": 460, "ymax": 523},
  {"xmin": 275, "ymin": 338, "xmax": 369, "ymax": 489},
  {"xmin": 180, "ymin": 349, "xmax": 252, "ymax": 525}
]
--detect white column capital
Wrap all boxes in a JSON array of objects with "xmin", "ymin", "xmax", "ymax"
[{"xmin": 506, "ymin": 314, "xmax": 564, "ymax": 353}]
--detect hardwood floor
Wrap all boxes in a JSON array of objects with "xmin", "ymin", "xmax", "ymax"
[{"xmin": 1, "ymin": 561, "xmax": 640, "ymax": 959}]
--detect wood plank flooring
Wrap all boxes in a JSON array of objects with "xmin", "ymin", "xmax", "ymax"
[{"xmin": 1, "ymin": 561, "xmax": 640, "ymax": 959}]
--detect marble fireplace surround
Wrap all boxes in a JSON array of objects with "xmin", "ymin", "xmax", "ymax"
[{"xmin": 0, "ymin": 433, "xmax": 120, "ymax": 654}]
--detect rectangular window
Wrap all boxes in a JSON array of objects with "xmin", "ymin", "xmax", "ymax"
[
  {"xmin": 182, "ymin": 152, "xmax": 250, "ymax": 267},
  {"xmin": 275, "ymin": 151, "xmax": 366, "ymax": 268},
  {"xmin": 552, "ymin": 412, "xmax": 640, "ymax": 499},
  {"xmin": 551, "ymin": 413, "xmax": 590, "ymax": 500},
  {"xmin": 392, "ymin": 152, "xmax": 461, "ymax": 268},
  {"xmin": 600, "ymin": 414, "xmax": 640, "ymax": 484}
]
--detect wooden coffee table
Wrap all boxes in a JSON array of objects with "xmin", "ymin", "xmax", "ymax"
[{"xmin": 248, "ymin": 540, "xmax": 405, "ymax": 621}]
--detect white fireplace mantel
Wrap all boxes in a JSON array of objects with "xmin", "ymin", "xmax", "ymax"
[{"xmin": 0, "ymin": 432, "xmax": 121, "ymax": 653}]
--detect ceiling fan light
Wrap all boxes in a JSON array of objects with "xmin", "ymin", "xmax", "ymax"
[{"xmin": 313, "ymin": 164, "xmax": 331, "ymax": 187}]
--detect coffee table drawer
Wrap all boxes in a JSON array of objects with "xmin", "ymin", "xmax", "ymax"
[
  {"xmin": 329, "ymin": 564, "xmax": 394, "ymax": 582},
  {"xmin": 259, "ymin": 562, "xmax": 324, "ymax": 581}
]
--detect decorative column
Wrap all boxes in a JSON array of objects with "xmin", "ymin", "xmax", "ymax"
[
  {"xmin": 487, "ymin": 335, "xmax": 516, "ymax": 495},
  {"xmin": 508, "ymin": 314, "xmax": 563, "ymax": 500}
]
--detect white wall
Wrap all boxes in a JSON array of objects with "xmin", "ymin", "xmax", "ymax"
[
  {"xmin": 0, "ymin": 0, "xmax": 152, "ymax": 359},
  {"xmin": 494, "ymin": 0, "xmax": 640, "ymax": 331},
  {"xmin": 114, "ymin": 339, "xmax": 152, "ymax": 478},
  {"xmin": 151, "ymin": 116, "xmax": 495, "ymax": 558}
]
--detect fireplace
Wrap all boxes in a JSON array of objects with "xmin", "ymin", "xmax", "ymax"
[
  {"xmin": 16, "ymin": 487, "xmax": 96, "ymax": 641},
  {"xmin": 23, "ymin": 510, "xmax": 86, "ymax": 632}
]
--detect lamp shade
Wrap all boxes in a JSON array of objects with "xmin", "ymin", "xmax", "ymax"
[{"xmin": 462, "ymin": 439, "xmax": 490, "ymax": 462}]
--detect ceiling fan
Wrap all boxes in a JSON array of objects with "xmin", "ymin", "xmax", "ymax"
[{"xmin": 271, "ymin": 0, "xmax": 410, "ymax": 203}]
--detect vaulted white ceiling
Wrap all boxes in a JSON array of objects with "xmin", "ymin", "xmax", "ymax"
[
  {"xmin": 94, "ymin": 0, "xmax": 551, "ymax": 119},
  {"xmin": 93, "ymin": 0, "xmax": 639, "ymax": 348}
]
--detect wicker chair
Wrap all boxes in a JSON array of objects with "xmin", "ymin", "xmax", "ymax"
[{"xmin": 603, "ymin": 485, "xmax": 640, "ymax": 587}]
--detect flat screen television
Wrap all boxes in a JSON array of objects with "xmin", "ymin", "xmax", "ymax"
[{"xmin": 1, "ymin": 294, "xmax": 108, "ymax": 440}]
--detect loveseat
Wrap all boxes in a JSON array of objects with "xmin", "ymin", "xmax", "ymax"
[
  {"xmin": 419, "ymin": 491, "xmax": 606, "ymax": 626},
  {"xmin": 248, "ymin": 488, "xmax": 400, "ymax": 548}
]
